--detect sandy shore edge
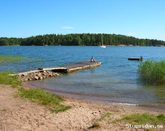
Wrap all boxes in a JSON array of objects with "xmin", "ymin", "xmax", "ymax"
[{"xmin": 0, "ymin": 84, "xmax": 164, "ymax": 131}]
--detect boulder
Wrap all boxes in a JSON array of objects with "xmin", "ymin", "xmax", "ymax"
[{"xmin": 34, "ymin": 76, "xmax": 39, "ymax": 80}]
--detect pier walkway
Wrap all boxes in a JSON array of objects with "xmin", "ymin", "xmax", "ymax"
[
  {"xmin": 17, "ymin": 61, "xmax": 102, "ymax": 81},
  {"xmin": 39, "ymin": 61, "xmax": 101, "ymax": 73}
]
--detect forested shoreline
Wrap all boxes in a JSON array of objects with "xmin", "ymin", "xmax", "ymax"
[{"xmin": 0, "ymin": 33, "xmax": 165, "ymax": 46}]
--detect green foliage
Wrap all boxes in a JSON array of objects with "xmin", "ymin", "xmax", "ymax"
[
  {"xmin": 18, "ymin": 88, "xmax": 71, "ymax": 113},
  {"xmin": 0, "ymin": 55, "xmax": 24, "ymax": 63},
  {"xmin": 0, "ymin": 37, "xmax": 22, "ymax": 46},
  {"xmin": 0, "ymin": 72, "xmax": 21, "ymax": 88},
  {"xmin": 0, "ymin": 33, "xmax": 165, "ymax": 46},
  {"xmin": 122, "ymin": 113, "xmax": 165, "ymax": 125},
  {"xmin": 138, "ymin": 60, "xmax": 165, "ymax": 84}
]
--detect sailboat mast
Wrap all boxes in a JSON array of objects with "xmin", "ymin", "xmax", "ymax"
[
  {"xmin": 100, "ymin": 34, "xmax": 106, "ymax": 48},
  {"xmin": 101, "ymin": 34, "xmax": 103, "ymax": 45}
]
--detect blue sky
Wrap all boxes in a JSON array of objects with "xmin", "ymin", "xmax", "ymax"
[{"xmin": 0, "ymin": 0, "xmax": 165, "ymax": 40}]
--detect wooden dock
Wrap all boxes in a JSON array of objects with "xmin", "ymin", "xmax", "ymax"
[
  {"xmin": 17, "ymin": 61, "xmax": 102, "ymax": 81},
  {"xmin": 39, "ymin": 61, "xmax": 102, "ymax": 73}
]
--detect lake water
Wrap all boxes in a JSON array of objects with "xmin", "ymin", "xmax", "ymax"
[{"xmin": 0, "ymin": 46, "xmax": 165, "ymax": 107}]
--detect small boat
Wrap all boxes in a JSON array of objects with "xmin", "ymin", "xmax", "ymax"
[
  {"xmin": 100, "ymin": 35, "xmax": 106, "ymax": 48},
  {"xmin": 128, "ymin": 57, "xmax": 143, "ymax": 61}
]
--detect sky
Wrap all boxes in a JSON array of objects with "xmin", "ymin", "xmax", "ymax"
[{"xmin": 0, "ymin": 0, "xmax": 165, "ymax": 40}]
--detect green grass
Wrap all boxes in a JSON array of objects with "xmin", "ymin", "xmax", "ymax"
[
  {"xmin": 0, "ymin": 55, "xmax": 24, "ymax": 63},
  {"xmin": 0, "ymin": 72, "xmax": 21, "ymax": 88},
  {"xmin": 138, "ymin": 60, "xmax": 165, "ymax": 84},
  {"xmin": 122, "ymin": 113, "xmax": 165, "ymax": 125},
  {"xmin": 88, "ymin": 112, "xmax": 111, "ymax": 129},
  {"xmin": 18, "ymin": 88, "xmax": 71, "ymax": 113}
]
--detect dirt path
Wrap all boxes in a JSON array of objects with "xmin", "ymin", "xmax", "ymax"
[{"xmin": 0, "ymin": 85, "xmax": 164, "ymax": 131}]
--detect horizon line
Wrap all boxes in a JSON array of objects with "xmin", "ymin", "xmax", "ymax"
[{"xmin": 0, "ymin": 33, "xmax": 164, "ymax": 42}]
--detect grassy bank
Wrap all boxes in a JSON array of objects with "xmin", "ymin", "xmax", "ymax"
[
  {"xmin": 138, "ymin": 60, "xmax": 165, "ymax": 84},
  {"xmin": 90, "ymin": 112, "xmax": 165, "ymax": 129},
  {"xmin": 0, "ymin": 71, "xmax": 70, "ymax": 113},
  {"xmin": 122, "ymin": 113, "xmax": 165, "ymax": 125},
  {"xmin": 18, "ymin": 88, "xmax": 70, "ymax": 112},
  {"xmin": 0, "ymin": 72, "xmax": 21, "ymax": 88},
  {"xmin": 0, "ymin": 55, "xmax": 24, "ymax": 63}
]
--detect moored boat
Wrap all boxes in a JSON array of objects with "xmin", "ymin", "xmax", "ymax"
[{"xmin": 128, "ymin": 57, "xmax": 143, "ymax": 61}]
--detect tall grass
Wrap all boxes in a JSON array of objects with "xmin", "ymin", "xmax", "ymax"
[
  {"xmin": 0, "ymin": 72, "xmax": 21, "ymax": 88},
  {"xmin": 0, "ymin": 55, "xmax": 23, "ymax": 63},
  {"xmin": 138, "ymin": 60, "xmax": 165, "ymax": 84}
]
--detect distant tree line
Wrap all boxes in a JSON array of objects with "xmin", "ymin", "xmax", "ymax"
[{"xmin": 0, "ymin": 33, "xmax": 165, "ymax": 46}]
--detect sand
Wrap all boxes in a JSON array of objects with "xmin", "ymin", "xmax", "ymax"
[{"xmin": 0, "ymin": 84, "xmax": 164, "ymax": 131}]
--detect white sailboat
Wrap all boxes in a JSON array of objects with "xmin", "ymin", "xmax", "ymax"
[
  {"xmin": 100, "ymin": 35, "xmax": 106, "ymax": 48},
  {"xmin": 100, "ymin": 45, "xmax": 106, "ymax": 48}
]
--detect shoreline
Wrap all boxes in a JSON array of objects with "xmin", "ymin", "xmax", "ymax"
[
  {"xmin": 24, "ymin": 81, "xmax": 165, "ymax": 112},
  {"xmin": 0, "ymin": 84, "xmax": 165, "ymax": 130}
]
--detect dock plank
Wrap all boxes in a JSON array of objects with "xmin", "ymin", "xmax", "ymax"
[
  {"xmin": 39, "ymin": 61, "xmax": 101, "ymax": 73},
  {"xmin": 66, "ymin": 61, "xmax": 101, "ymax": 72}
]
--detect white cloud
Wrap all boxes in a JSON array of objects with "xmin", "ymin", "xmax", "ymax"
[{"xmin": 61, "ymin": 26, "xmax": 74, "ymax": 30}]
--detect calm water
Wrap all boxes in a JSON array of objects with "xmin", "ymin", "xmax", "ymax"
[{"xmin": 0, "ymin": 46, "xmax": 165, "ymax": 106}]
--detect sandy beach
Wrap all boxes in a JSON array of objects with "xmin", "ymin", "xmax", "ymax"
[{"xmin": 0, "ymin": 84, "xmax": 164, "ymax": 131}]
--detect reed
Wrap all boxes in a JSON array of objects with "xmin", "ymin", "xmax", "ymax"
[{"xmin": 138, "ymin": 60, "xmax": 165, "ymax": 84}]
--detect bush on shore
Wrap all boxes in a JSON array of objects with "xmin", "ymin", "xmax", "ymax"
[{"xmin": 138, "ymin": 60, "xmax": 165, "ymax": 85}]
